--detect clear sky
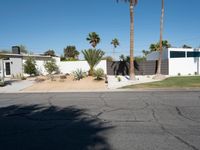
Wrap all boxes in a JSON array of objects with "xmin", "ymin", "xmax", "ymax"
[{"xmin": 0, "ymin": 0, "xmax": 200, "ymax": 59}]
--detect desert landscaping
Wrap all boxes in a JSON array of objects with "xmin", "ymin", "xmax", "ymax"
[{"xmin": 23, "ymin": 75, "xmax": 107, "ymax": 92}]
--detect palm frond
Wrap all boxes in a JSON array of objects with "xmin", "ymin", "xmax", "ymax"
[{"xmin": 116, "ymin": 0, "xmax": 138, "ymax": 6}]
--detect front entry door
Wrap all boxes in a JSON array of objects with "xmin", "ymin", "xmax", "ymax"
[{"xmin": 5, "ymin": 62, "xmax": 11, "ymax": 76}]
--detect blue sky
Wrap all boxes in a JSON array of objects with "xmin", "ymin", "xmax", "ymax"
[{"xmin": 0, "ymin": 0, "xmax": 200, "ymax": 59}]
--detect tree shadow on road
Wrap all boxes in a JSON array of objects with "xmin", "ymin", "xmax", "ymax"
[{"xmin": 0, "ymin": 105, "xmax": 113, "ymax": 150}]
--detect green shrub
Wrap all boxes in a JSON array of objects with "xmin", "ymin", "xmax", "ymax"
[
  {"xmin": 11, "ymin": 73, "xmax": 26, "ymax": 80},
  {"xmin": 0, "ymin": 81, "xmax": 4, "ymax": 86},
  {"xmin": 44, "ymin": 59, "xmax": 59, "ymax": 81},
  {"xmin": 94, "ymin": 68, "xmax": 104, "ymax": 80},
  {"xmin": 117, "ymin": 76, "xmax": 121, "ymax": 82},
  {"xmin": 73, "ymin": 69, "xmax": 86, "ymax": 80},
  {"xmin": 24, "ymin": 57, "xmax": 37, "ymax": 76},
  {"xmin": 35, "ymin": 77, "xmax": 45, "ymax": 83},
  {"xmin": 0, "ymin": 77, "xmax": 4, "ymax": 86},
  {"xmin": 60, "ymin": 75, "xmax": 67, "ymax": 79}
]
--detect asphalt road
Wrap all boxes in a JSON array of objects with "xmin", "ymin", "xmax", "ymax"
[{"xmin": 0, "ymin": 91, "xmax": 200, "ymax": 150}]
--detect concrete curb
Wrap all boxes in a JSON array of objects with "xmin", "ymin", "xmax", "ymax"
[{"xmin": 1, "ymin": 88, "xmax": 200, "ymax": 94}]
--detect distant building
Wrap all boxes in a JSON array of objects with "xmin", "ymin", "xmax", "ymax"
[{"xmin": 147, "ymin": 48, "xmax": 200, "ymax": 75}]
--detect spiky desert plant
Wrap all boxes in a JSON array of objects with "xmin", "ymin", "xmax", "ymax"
[
  {"xmin": 72, "ymin": 69, "xmax": 86, "ymax": 80},
  {"xmin": 94, "ymin": 68, "xmax": 105, "ymax": 80},
  {"xmin": 82, "ymin": 49, "xmax": 105, "ymax": 76}
]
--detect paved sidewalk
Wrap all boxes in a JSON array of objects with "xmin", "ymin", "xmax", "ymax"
[
  {"xmin": 0, "ymin": 78, "xmax": 34, "ymax": 93},
  {"xmin": 107, "ymin": 75, "xmax": 165, "ymax": 89}
]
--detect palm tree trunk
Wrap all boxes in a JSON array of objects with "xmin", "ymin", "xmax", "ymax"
[
  {"xmin": 129, "ymin": 1, "xmax": 135, "ymax": 80},
  {"xmin": 157, "ymin": 0, "xmax": 164, "ymax": 75},
  {"xmin": 113, "ymin": 47, "xmax": 115, "ymax": 61}
]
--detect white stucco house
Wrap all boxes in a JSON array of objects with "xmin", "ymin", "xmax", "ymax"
[
  {"xmin": 0, "ymin": 53, "xmax": 52, "ymax": 78},
  {"xmin": 147, "ymin": 48, "xmax": 200, "ymax": 76},
  {"xmin": 0, "ymin": 46, "xmax": 107, "ymax": 79}
]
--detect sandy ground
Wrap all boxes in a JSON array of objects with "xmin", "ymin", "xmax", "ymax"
[{"xmin": 23, "ymin": 75, "xmax": 107, "ymax": 92}]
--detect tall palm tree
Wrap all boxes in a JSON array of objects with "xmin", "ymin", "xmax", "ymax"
[
  {"xmin": 111, "ymin": 38, "xmax": 120, "ymax": 60},
  {"xmin": 149, "ymin": 40, "xmax": 171, "ymax": 52},
  {"xmin": 156, "ymin": 0, "xmax": 165, "ymax": 75},
  {"xmin": 86, "ymin": 32, "xmax": 101, "ymax": 48},
  {"xmin": 116, "ymin": 0, "xmax": 138, "ymax": 80}
]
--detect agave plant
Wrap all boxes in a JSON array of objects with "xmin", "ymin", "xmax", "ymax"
[
  {"xmin": 72, "ymin": 69, "xmax": 86, "ymax": 80},
  {"xmin": 82, "ymin": 49, "xmax": 105, "ymax": 76},
  {"xmin": 94, "ymin": 68, "xmax": 105, "ymax": 80}
]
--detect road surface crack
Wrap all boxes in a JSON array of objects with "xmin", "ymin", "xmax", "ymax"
[
  {"xmin": 175, "ymin": 106, "xmax": 200, "ymax": 123},
  {"xmin": 151, "ymin": 108, "xmax": 199, "ymax": 150}
]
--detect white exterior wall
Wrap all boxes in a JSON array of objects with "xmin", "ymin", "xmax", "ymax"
[
  {"xmin": 168, "ymin": 48, "xmax": 200, "ymax": 76},
  {"xmin": 3, "ymin": 58, "xmax": 23, "ymax": 77},
  {"xmin": 169, "ymin": 58, "xmax": 200, "ymax": 76},
  {"xmin": 58, "ymin": 60, "xmax": 107, "ymax": 74},
  {"xmin": 0, "ymin": 59, "xmax": 3, "ymax": 79},
  {"xmin": 10, "ymin": 58, "xmax": 23, "ymax": 76},
  {"xmin": 23, "ymin": 59, "xmax": 49, "ymax": 75}
]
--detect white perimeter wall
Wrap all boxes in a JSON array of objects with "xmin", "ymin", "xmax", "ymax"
[
  {"xmin": 169, "ymin": 57, "xmax": 200, "ymax": 76},
  {"xmin": 58, "ymin": 60, "xmax": 107, "ymax": 74},
  {"xmin": 22, "ymin": 58, "xmax": 107, "ymax": 75},
  {"xmin": 23, "ymin": 59, "xmax": 49, "ymax": 75}
]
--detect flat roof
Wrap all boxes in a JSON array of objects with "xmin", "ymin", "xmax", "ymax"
[{"xmin": 0, "ymin": 53, "xmax": 53, "ymax": 59}]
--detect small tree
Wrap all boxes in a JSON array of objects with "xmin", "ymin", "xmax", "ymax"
[
  {"xmin": 64, "ymin": 46, "xmax": 79, "ymax": 60},
  {"xmin": 24, "ymin": 57, "xmax": 37, "ymax": 76},
  {"xmin": 102, "ymin": 56, "xmax": 113, "ymax": 62},
  {"xmin": 44, "ymin": 58, "xmax": 59, "ymax": 75},
  {"xmin": 19, "ymin": 45, "xmax": 28, "ymax": 54},
  {"xmin": 82, "ymin": 49, "xmax": 105, "ymax": 76},
  {"xmin": 44, "ymin": 50, "xmax": 56, "ymax": 56}
]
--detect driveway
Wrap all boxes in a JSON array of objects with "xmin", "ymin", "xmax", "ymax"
[
  {"xmin": 0, "ymin": 91, "xmax": 200, "ymax": 150},
  {"xmin": 0, "ymin": 78, "xmax": 34, "ymax": 93}
]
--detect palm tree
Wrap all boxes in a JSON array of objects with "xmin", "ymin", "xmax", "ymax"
[
  {"xmin": 64, "ymin": 46, "xmax": 80, "ymax": 59},
  {"xmin": 111, "ymin": 38, "xmax": 120, "ymax": 60},
  {"xmin": 86, "ymin": 32, "xmax": 101, "ymax": 48},
  {"xmin": 116, "ymin": 0, "xmax": 138, "ymax": 80},
  {"xmin": 156, "ymin": 0, "xmax": 165, "ymax": 75},
  {"xmin": 82, "ymin": 49, "xmax": 105, "ymax": 76},
  {"xmin": 149, "ymin": 40, "xmax": 171, "ymax": 52}
]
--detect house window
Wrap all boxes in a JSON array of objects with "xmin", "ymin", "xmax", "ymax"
[
  {"xmin": 170, "ymin": 51, "xmax": 186, "ymax": 58},
  {"xmin": 187, "ymin": 52, "xmax": 200, "ymax": 57}
]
